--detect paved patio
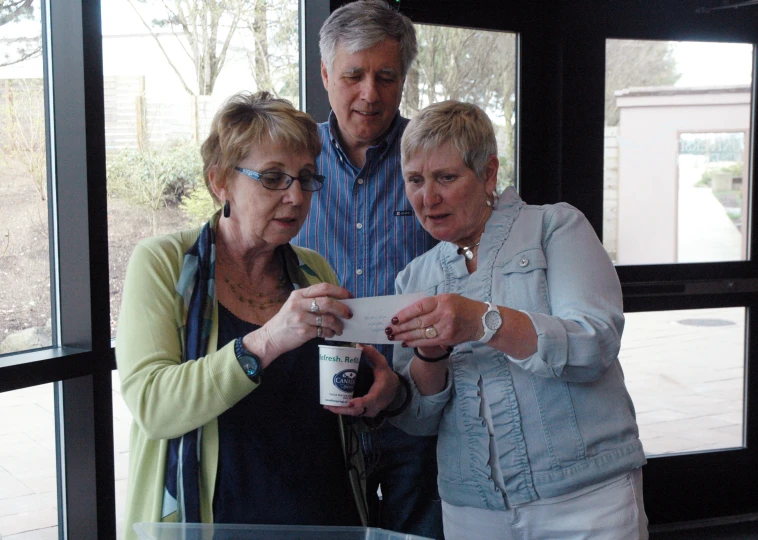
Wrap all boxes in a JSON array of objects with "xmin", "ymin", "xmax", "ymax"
[{"xmin": 0, "ymin": 307, "xmax": 747, "ymax": 538}]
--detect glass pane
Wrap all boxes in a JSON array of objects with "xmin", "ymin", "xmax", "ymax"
[
  {"xmin": 103, "ymin": 0, "xmax": 300, "ymax": 338},
  {"xmin": 0, "ymin": 384, "xmax": 58, "ymax": 538},
  {"xmin": 113, "ymin": 371, "xmax": 131, "ymax": 540},
  {"xmin": 622, "ymin": 307, "xmax": 745, "ymax": 456},
  {"xmin": 604, "ymin": 39, "xmax": 753, "ymax": 265},
  {"xmin": 103, "ymin": 1, "xmax": 301, "ymax": 532},
  {"xmin": 0, "ymin": 0, "xmax": 51, "ymax": 355},
  {"xmin": 400, "ymin": 25, "xmax": 517, "ymax": 192}
]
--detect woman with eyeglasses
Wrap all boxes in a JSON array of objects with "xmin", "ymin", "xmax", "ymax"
[{"xmin": 116, "ymin": 91, "xmax": 402, "ymax": 539}]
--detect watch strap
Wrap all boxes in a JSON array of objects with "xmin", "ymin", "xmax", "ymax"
[
  {"xmin": 234, "ymin": 337, "xmax": 262, "ymax": 381},
  {"xmin": 478, "ymin": 302, "xmax": 502, "ymax": 344}
]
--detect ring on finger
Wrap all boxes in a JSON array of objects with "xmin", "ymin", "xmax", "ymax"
[
  {"xmin": 424, "ymin": 326, "xmax": 438, "ymax": 339},
  {"xmin": 317, "ymin": 326, "xmax": 323, "ymax": 338},
  {"xmin": 310, "ymin": 299, "xmax": 320, "ymax": 313},
  {"xmin": 315, "ymin": 315, "xmax": 322, "ymax": 326}
]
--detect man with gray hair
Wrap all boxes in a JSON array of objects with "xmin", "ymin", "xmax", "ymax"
[{"xmin": 293, "ymin": 1, "xmax": 443, "ymax": 538}]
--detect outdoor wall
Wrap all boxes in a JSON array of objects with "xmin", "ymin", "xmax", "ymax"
[
  {"xmin": 604, "ymin": 126, "xmax": 619, "ymax": 262},
  {"xmin": 615, "ymin": 86, "xmax": 751, "ymax": 265},
  {"xmin": 1, "ymin": 76, "xmax": 221, "ymax": 153}
]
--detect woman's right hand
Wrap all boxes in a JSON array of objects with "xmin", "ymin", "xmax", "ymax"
[{"xmin": 242, "ymin": 283, "xmax": 353, "ymax": 367}]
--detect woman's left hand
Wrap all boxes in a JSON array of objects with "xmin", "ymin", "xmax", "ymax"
[
  {"xmin": 324, "ymin": 345, "xmax": 399, "ymax": 418},
  {"xmin": 387, "ymin": 293, "xmax": 485, "ymax": 349}
]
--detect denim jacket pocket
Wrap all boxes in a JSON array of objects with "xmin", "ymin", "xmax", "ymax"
[{"xmin": 494, "ymin": 247, "xmax": 549, "ymax": 313}]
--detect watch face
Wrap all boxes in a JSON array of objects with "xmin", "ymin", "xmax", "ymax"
[
  {"xmin": 242, "ymin": 354, "xmax": 260, "ymax": 377},
  {"xmin": 484, "ymin": 309, "xmax": 502, "ymax": 330},
  {"xmin": 235, "ymin": 338, "xmax": 261, "ymax": 379}
]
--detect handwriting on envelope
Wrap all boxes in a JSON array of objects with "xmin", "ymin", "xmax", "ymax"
[{"xmin": 329, "ymin": 293, "xmax": 426, "ymax": 345}]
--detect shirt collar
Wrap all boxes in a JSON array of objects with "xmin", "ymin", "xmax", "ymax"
[{"xmin": 327, "ymin": 110, "xmax": 403, "ymax": 164}]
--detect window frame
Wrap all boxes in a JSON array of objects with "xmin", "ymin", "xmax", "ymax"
[
  {"xmin": 2, "ymin": 0, "xmax": 757, "ymax": 536},
  {"xmin": 0, "ymin": 0, "xmax": 115, "ymax": 537},
  {"xmin": 392, "ymin": 0, "xmax": 758, "ymax": 527}
]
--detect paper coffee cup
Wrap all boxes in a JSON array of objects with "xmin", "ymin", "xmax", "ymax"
[{"xmin": 318, "ymin": 344, "xmax": 362, "ymax": 406}]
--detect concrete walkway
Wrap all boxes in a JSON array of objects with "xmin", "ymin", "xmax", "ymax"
[{"xmin": 677, "ymin": 156, "xmax": 743, "ymax": 263}]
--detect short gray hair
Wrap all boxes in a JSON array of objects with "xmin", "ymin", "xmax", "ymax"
[
  {"xmin": 320, "ymin": 0, "xmax": 417, "ymax": 77},
  {"xmin": 401, "ymin": 100, "xmax": 498, "ymax": 179}
]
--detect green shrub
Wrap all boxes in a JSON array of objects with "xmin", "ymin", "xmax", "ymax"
[
  {"xmin": 107, "ymin": 140, "xmax": 203, "ymax": 207},
  {"xmin": 698, "ymin": 161, "xmax": 743, "ymax": 187},
  {"xmin": 107, "ymin": 140, "xmax": 203, "ymax": 233},
  {"xmin": 180, "ymin": 186, "xmax": 219, "ymax": 227},
  {"xmin": 497, "ymin": 155, "xmax": 514, "ymax": 192}
]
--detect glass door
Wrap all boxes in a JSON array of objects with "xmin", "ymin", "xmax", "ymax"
[{"xmin": 405, "ymin": 0, "xmax": 758, "ymax": 527}]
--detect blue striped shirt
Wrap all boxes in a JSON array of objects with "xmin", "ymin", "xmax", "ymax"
[{"xmin": 293, "ymin": 112, "xmax": 437, "ymax": 363}]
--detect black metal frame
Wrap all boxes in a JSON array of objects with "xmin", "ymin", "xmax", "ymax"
[{"xmin": 1, "ymin": 0, "xmax": 756, "ymax": 537}]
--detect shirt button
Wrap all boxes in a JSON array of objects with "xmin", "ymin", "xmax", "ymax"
[
  {"xmin": 356, "ymin": 269, "xmax": 363, "ymax": 276},
  {"xmin": 519, "ymin": 258, "xmax": 529, "ymax": 267},
  {"xmin": 356, "ymin": 223, "xmax": 363, "ymax": 229},
  {"xmin": 357, "ymin": 178, "xmax": 364, "ymax": 185}
]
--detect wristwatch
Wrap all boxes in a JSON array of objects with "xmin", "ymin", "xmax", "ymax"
[
  {"xmin": 478, "ymin": 302, "xmax": 503, "ymax": 344},
  {"xmin": 234, "ymin": 337, "xmax": 262, "ymax": 382}
]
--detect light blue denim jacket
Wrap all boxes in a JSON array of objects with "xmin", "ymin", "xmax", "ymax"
[{"xmin": 391, "ymin": 187, "xmax": 646, "ymax": 510}]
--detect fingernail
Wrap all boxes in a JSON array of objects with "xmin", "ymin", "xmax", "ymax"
[
  {"xmin": 391, "ymin": 317, "xmax": 399, "ymax": 325},
  {"xmin": 348, "ymin": 310, "xmax": 354, "ymax": 318},
  {"xmin": 401, "ymin": 342, "xmax": 407, "ymax": 348},
  {"xmin": 384, "ymin": 327, "xmax": 392, "ymax": 335},
  {"xmin": 387, "ymin": 334, "xmax": 394, "ymax": 341}
]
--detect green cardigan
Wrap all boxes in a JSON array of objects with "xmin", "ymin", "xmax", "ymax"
[{"xmin": 116, "ymin": 222, "xmax": 368, "ymax": 540}]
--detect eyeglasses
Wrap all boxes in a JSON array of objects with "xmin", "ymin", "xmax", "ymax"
[{"xmin": 234, "ymin": 166, "xmax": 325, "ymax": 192}]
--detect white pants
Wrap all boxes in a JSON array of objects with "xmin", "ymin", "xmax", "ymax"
[{"xmin": 442, "ymin": 468, "xmax": 649, "ymax": 540}]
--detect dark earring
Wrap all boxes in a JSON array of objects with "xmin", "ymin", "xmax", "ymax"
[{"xmin": 223, "ymin": 200, "xmax": 230, "ymax": 218}]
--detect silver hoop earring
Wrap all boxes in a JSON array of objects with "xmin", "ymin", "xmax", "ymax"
[
  {"xmin": 485, "ymin": 199, "xmax": 493, "ymax": 207},
  {"xmin": 491, "ymin": 190, "xmax": 500, "ymax": 207}
]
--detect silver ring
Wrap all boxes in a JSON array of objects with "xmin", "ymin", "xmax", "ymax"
[
  {"xmin": 315, "ymin": 315, "xmax": 322, "ymax": 326},
  {"xmin": 310, "ymin": 299, "xmax": 320, "ymax": 313},
  {"xmin": 424, "ymin": 326, "xmax": 438, "ymax": 339},
  {"xmin": 317, "ymin": 326, "xmax": 323, "ymax": 338}
]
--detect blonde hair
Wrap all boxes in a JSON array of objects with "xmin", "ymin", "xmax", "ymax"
[
  {"xmin": 401, "ymin": 100, "xmax": 497, "ymax": 179},
  {"xmin": 200, "ymin": 91, "xmax": 320, "ymax": 203}
]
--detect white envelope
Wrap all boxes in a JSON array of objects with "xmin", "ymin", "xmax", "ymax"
[{"xmin": 328, "ymin": 292, "xmax": 426, "ymax": 345}]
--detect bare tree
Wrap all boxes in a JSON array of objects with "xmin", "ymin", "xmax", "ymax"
[
  {"xmin": 249, "ymin": 0, "xmax": 272, "ymax": 92},
  {"xmin": 404, "ymin": 64, "xmax": 420, "ymax": 116},
  {"xmin": 239, "ymin": 0, "xmax": 299, "ymax": 102},
  {"xmin": 0, "ymin": 0, "xmax": 42, "ymax": 67},
  {"xmin": 408, "ymin": 25, "xmax": 514, "ymax": 113},
  {"xmin": 126, "ymin": 0, "xmax": 253, "ymax": 96},
  {"xmin": 0, "ymin": 79, "xmax": 46, "ymax": 201},
  {"xmin": 0, "ymin": 0, "xmax": 33, "ymax": 25},
  {"xmin": 605, "ymin": 39, "xmax": 680, "ymax": 125},
  {"xmin": 401, "ymin": 25, "xmax": 517, "ymax": 188}
]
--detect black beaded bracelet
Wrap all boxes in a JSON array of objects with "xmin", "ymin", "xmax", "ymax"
[
  {"xmin": 414, "ymin": 346, "xmax": 453, "ymax": 363},
  {"xmin": 379, "ymin": 371, "xmax": 412, "ymax": 419}
]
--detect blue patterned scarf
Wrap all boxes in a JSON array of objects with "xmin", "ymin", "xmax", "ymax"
[
  {"xmin": 162, "ymin": 215, "xmax": 318, "ymax": 522},
  {"xmin": 162, "ymin": 218, "xmax": 217, "ymax": 522}
]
